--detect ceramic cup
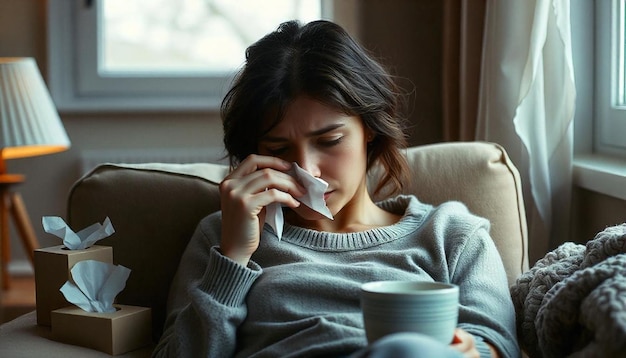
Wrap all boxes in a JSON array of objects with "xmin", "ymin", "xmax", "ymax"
[{"xmin": 360, "ymin": 280, "xmax": 459, "ymax": 344}]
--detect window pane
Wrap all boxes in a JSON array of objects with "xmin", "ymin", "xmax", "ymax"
[
  {"xmin": 101, "ymin": 0, "xmax": 322, "ymax": 75},
  {"xmin": 595, "ymin": 0, "xmax": 626, "ymax": 154}
]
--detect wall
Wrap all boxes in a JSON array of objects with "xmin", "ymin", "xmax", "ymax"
[
  {"xmin": 358, "ymin": 0, "xmax": 444, "ymax": 146},
  {"xmin": 571, "ymin": 188, "xmax": 626, "ymax": 244}
]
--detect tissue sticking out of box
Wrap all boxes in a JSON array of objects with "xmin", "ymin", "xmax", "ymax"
[
  {"xmin": 60, "ymin": 260, "xmax": 131, "ymax": 313},
  {"xmin": 265, "ymin": 162, "xmax": 333, "ymax": 240},
  {"xmin": 42, "ymin": 216, "xmax": 115, "ymax": 250}
]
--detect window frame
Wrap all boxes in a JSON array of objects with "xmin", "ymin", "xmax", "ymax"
[
  {"xmin": 595, "ymin": 0, "xmax": 626, "ymax": 156},
  {"xmin": 572, "ymin": 0, "xmax": 626, "ymax": 200},
  {"xmin": 47, "ymin": 0, "xmax": 331, "ymax": 113}
]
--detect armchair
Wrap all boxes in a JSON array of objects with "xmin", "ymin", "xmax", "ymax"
[{"xmin": 0, "ymin": 141, "xmax": 528, "ymax": 357}]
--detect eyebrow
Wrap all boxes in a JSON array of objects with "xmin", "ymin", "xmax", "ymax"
[{"xmin": 260, "ymin": 123, "xmax": 346, "ymax": 142}]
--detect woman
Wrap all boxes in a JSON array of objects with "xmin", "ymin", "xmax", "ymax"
[{"xmin": 153, "ymin": 20, "xmax": 519, "ymax": 358}]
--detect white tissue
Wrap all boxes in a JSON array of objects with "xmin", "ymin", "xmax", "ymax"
[
  {"xmin": 265, "ymin": 163, "xmax": 333, "ymax": 240},
  {"xmin": 60, "ymin": 260, "xmax": 131, "ymax": 313},
  {"xmin": 42, "ymin": 216, "xmax": 115, "ymax": 250}
]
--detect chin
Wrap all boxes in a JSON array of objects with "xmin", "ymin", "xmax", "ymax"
[{"xmin": 292, "ymin": 206, "xmax": 332, "ymax": 221}]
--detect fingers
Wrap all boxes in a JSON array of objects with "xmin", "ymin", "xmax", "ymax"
[
  {"xmin": 228, "ymin": 154, "xmax": 290, "ymax": 179},
  {"xmin": 224, "ymin": 169, "xmax": 304, "ymax": 203},
  {"xmin": 219, "ymin": 154, "xmax": 305, "ymax": 265},
  {"xmin": 220, "ymin": 155, "xmax": 306, "ymax": 226},
  {"xmin": 450, "ymin": 328, "xmax": 480, "ymax": 358},
  {"xmin": 222, "ymin": 155, "xmax": 306, "ymax": 204}
]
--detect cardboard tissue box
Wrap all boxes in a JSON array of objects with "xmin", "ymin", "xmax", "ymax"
[
  {"xmin": 35, "ymin": 245, "xmax": 113, "ymax": 326},
  {"xmin": 51, "ymin": 259, "xmax": 151, "ymax": 355},
  {"xmin": 51, "ymin": 304, "xmax": 152, "ymax": 355},
  {"xmin": 34, "ymin": 216, "xmax": 115, "ymax": 326}
]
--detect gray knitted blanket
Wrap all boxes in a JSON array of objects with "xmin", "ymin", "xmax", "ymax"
[{"xmin": 510, "ymin": 223, "xmax": 626, "ymax": 358}]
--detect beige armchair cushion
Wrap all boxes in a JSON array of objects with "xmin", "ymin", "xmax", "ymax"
[
  {"xmin": 395, "ymin": 142, "xmax": 529, "ymax": 284},
  {"xmin": 66, "ymin": 163, "xmax": 228, "ymax": 342},
  {"xmin": 0, "ymin": 141, "xmax": 528, "ymax": 357}
]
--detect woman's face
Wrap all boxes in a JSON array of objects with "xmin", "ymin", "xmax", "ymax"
[{"xmin": 258, "ymin": 95, "xmax": 371, "ymax": 221}]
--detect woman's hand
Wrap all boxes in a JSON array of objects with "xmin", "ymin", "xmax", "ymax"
[
  {"xmin": 450, "ymin": 328, "xmax": 499, "ymax": 358},
  {"xmin": 219, "ymin": 155, "xmax": 305, "ymax": 266},
  {"xmin": 450, "ymin": 328, "xmax": 479, "ymax": 357}
]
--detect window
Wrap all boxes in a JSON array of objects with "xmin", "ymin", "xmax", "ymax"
[
  {"xmin": 594, "ymin": 0, "xmax": 626, "ymax": 156},
  {"xmin": 571, "ymin": 0, "xmax": 626, "ymax": 200},
  {"xmin": 48, "ymin": 0, "xmax": 329, "ymax": 112}
]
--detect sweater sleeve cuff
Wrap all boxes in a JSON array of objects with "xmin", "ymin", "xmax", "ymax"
[
  {"xmin": 197, "ymin": 246, "xmax": 262, "ymax": 307},
  {"xmin": 473, "ymin": 335, "xmax": 492, "ymax": 358}
]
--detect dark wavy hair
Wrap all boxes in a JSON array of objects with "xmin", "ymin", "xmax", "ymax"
[{"xmin": 221, "ymin": 20, "xmax": 410, "ymax": 196}]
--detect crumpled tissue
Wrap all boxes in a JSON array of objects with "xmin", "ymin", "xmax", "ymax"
[
  {"xmin": 265, "ymin": 162, "xmax": 333, "ymax": 240},
  {"xmin": 60, "ymin": 260, "xmax": 131, "ymax": 313},
  {"xmin": 42, "ymin": 216, "xmax": 115, "ymax": 250}
]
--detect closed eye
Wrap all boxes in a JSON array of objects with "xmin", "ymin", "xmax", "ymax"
[
  {"xmin": 318, "ymin": 136, "xmax": 343, "ymax": 147},
  {"xmin": 265, "ymin": 146, "xmax": 288, "ymax": 156}
]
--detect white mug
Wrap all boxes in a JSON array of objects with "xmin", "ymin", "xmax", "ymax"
[{"xmin": 361, "ymin": 280, "xmax": 459, "ymax": 344}]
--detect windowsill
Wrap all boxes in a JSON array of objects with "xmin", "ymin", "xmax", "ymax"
[{"xmin": 573, "ymin": 154, "xmax": 626, "ymax": 200}]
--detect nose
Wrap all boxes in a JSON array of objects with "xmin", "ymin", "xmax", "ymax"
[{"xmin": 294, "ymin": 149, "xmax": 321, "ymax": 178}]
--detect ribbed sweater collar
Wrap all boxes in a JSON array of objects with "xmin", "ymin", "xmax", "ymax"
[{"xmin": 273, "ymin": 195, "xmax": 429, "ymax": 251}]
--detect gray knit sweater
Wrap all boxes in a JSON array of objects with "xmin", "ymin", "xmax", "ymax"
[{"xmin": 153, "ymin": 195, "xmax": 519, "ymax": 358}]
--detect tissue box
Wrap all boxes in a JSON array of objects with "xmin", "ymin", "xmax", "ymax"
[
  {"xmin": 51, "ymin": 305, "xmax": 152, "ymax": 355},
  {"xmin": 34, "ymin": 245, "xmax": 113, "ymax": 326}
]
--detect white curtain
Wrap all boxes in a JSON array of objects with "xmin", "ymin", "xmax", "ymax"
[{"xmin": 477, "ymin": 0, "xmax": 576, "ymax": 263}]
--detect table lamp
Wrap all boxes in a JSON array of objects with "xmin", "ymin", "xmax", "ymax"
[{"xmin": 0, "ymin": 57, "xmax": 71, "ymax": 289}]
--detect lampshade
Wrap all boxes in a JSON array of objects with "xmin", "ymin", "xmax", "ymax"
[{"xmin": 0, "ymin": 57, "xmax": 70, "ymax": 160}]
